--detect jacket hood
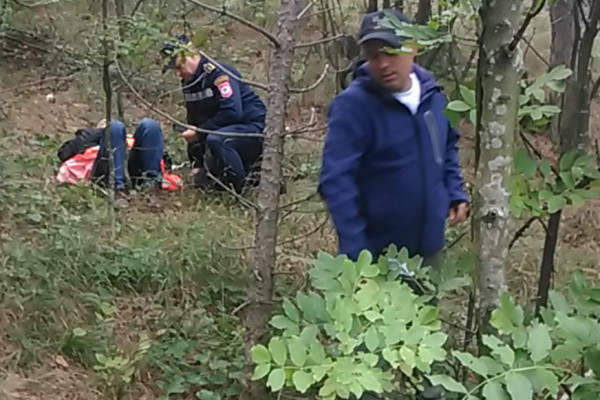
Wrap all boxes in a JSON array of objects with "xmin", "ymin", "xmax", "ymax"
[{"xmin": 351, "ymin": 61, "xmax": 441, "ymax": 97}]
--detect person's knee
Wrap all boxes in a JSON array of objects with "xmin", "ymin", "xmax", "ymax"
[
  {"xmin": 206, "ymin": 133, "xmax": 225, "ymax": 148},
  {"xmin": 138, "ymin": 117, "xmax": 161, "ymax": 133},
  {"xmin": 108, "ymin": 120, "xmax": 126, "ymax": 145}
]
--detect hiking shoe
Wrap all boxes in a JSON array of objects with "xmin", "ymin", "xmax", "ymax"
[{"xmin": 114, "ymin": 189, "xmax": 130, "ymax": 209}]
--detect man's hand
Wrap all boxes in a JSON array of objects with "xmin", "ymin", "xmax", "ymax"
[
  {"xmin": 448, "ymin": 202, "xmax": 469, "ymax": 226},
  {"xmin": 181, "ymin": 128, "xmax": 197, "ymax": 142}
]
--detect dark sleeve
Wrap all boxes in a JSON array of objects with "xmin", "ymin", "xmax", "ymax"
[
  {"xmin": 318, "ymin": 96, "xmax": 370, "ymax": 260},
  {"xmin": 57, "ymin": 128, "xmax": 104, "ymax": 162},
  {"xmin": 200, "ymin": 71, "xmax": 244, "ymax": 131},
  {"xmin": 444, "ymin": 121, "xmax": 469, "ymax": 205}
]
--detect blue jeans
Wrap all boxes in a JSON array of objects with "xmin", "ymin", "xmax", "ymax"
[
  {"xmin": 97, "ymin": 118, "xmax": 164, "ymax": 190},
  {"xmin": 205, "ymin": 123, "xmax": 263, "ymax": 192}
]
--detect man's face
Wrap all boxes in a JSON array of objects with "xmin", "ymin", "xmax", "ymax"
[
  {"xmin": 361, "ymin": 39, "xmax": 416, "ymax": 92},
  {"xmin": 173, "ymin": 54, "xmax": 198, "ymax": 81}
]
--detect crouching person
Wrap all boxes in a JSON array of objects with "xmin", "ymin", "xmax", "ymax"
[{"xmin": 57, "ymin": 118, "xmax": 182, "ymax": 208}]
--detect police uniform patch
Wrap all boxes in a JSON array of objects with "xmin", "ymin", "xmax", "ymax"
[
  {"xmin": 218, "ymin": 80, "xmax": 233, "ymax": 98},
  {"xmin": 214, "ymin": 75, "xmax": 229, "ymax": 85},
  {"xmin": 203, "ymin": 62, "xmax": 216, "ymax": 74}
]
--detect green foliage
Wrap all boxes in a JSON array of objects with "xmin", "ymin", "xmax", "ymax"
[
  {"xmin": 251, "ymin": 249, "xmax": 600, "ymax": 399},
  {"xmin": 446, "ymin": 65, "xmax": 572, "ymax": 131},
  {"xmin": 379, "ymin": 11, "xmax": 452, "ymax": 52},
  {"xmin": 251, "ymin": 248, "xmax": 471, "ymax": 399},
  {"xmin": 511, "ymin": 149, "xmax": 600, "ymax": 217}
]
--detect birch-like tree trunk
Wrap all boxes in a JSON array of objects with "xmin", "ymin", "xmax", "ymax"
[
  {"xmin": 474, "ymin": 0, "xmax": 523, "ymax": 333},
  {"xmin": 241, "ymin": 0, "xmax": 304, "ymax": 398},
  {"xmin": 114, "ymin": 0, "xmax": 125, "ymax": 121}
]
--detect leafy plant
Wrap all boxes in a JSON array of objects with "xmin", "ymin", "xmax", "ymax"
[
  {"xmin": 446, "ymin": 65, "xmax": 572, "ymax": 131},
  {"xmin": 251, "ymin": 250, "xmax": 600, "ymax": 399},
  {"xmin": 511, "ymin": 148, "xmax": 600, "ymax": 217}
]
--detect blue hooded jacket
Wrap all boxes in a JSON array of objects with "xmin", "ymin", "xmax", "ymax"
[{"xmin": 318, "ymin": 63, "xmax": 468, "ymax": 261}]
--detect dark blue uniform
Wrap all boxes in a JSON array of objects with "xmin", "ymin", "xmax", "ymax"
[{"xmin": 184, "ymin": 58, "xmax": 266, "ymax": 192}]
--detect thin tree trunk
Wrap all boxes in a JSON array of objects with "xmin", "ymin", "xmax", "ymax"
[
  {"xmin": 114, "ymin": 0, "xmax": 125, "ymax": 121},
  {"xmin": 102, "ymin": 0, "xmax": 114, "ymax": 196},
  {"xmin": 537, "ymin": 0, "xmax": 600, "ymax": 314},
  {"xmin": 382, "ymin": 0, "xmax": 390, "ymax": 9},
  {"xmin": 367, "ymin": 0, "xmax": 378, "ymax": 12},
  {"xmin": 241, "ymin": 0, "xmax": 305, "ymax": 398},
  {"xmin": 474, "ymin": 0, "xmax": 523, "ymax": 335},
  {"xmin": 395, "ymin": 0, "xmax": 403, "ymax": 12},
  {"xmin": 415, "ymin": 0, "xmax": 431, "ymax": 24}
]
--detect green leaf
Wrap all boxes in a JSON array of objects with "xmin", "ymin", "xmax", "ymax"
[
  {"xmin": 547, "ymin": 195, "xmax": 567, "ymax": 213},
  {"xmin": 267, "ymin": 368, "xmax": 286, "ymax": 392},
  {"xmin": 252, "ymin": 364, "xmax": 271, "ymax": 380},
  {"xmin": 584, "ymin": 348, "xmax": 600, "ymax": 377},
  {"xmin": 483, "ymin": 381, "xmax": 509, "ymax": 400},
  {"xmin": 547, "ymin": 64, "xmax": 573, "ymax": 81},
  {"xmin": 515, "ymin": 149, "xmax": 537, "ymax": 178},
  {"xmin": 364, "ymin": 326, "xmax": 380, "ymax": 352},
  {"xmin": 560, "ymin": 149, "xmax": 579, "ymax": 171},
  {"xmin": 505, "ymin": 371, "xmax": 533, "ymax": 400},
  {"xmin": 528, "ymin": 324, "xmax": 552, "ymax": 363},
  {"xmin": 460, "ymin": 85, "xmax": 476, "ymax": 107},
  {"xmin": 419, "ymin": 306, "xmax": 439, "ymax": 325},
  {"xmin": 549, "ymin": 290, "xmax": 572, "ymax": 313},
  {"xmin": 361, "ymin": 264, "xmax": 380, "ymax": 278},
  {"xmin": 500, "ymin": 292, "xmax": 524, "ymax": 325},
  {"xmin": 400, "ymin": 346, "xmax": 417, "ymax": 368},
  {"xmin": 270, "ymin": 315, "xmax": 297, "ymax": 331},
  {"xmin": 427, "ymin": 375, "xmax": 467, "ymax": 394},
  {"xmin": 282, "ymin": 298, "xmax": 300, "ymax": 323},
  {"xmin": 535, "ymin": 368, "xmax": 559, "ymax": 397},
  {"xmin": 447, "ymin": 100, "xmax": 472, "ymax": 112},
  {"xmin": 479, "ymin": 356, "xmax": 505, "ymax": 376},
  {"xmin": 469, "ymin": 109, "xmax": 477, "ymax": 124},
  {"xmin": 482, "ymin": 335, "xmax": 515, "ymax": 367},
  {"xmin": 251, "ymin": 345, "xmax": 271, "ymax": 364},
  {"xmin": 357, "ymin": 370, "xmax": 382, "ymax": 393},
  {"xmin": 355, "ymin": 279, "xmax": 380, "ymax": 310},
  {"xmin": 512, "ymin": 327, "xmax": 528, "ymax": 349},
  {"xmin": 309, "ymin": 341, "xmax": 327, "ymax": 364},
  {"xmin": 288, "ymin": 337, "xmax": 308, "ymax": 367},
  {"xmin": 292, "ymin": 370, "xmax": 314, "ymax": 393},
  {"xmin": 568, "ymin": 192, "xmax": 586, "ymax": 207},
  {"xmin": 269, "ymin": 337, "xmax": 287, "ymax": 366},
  {"xmin": 73, "ymin": 328, "xmax": 87, "ymax": 337},
  {"xmin": 452, "ymin": 351, "xmax": 488, "ymax": 377}
]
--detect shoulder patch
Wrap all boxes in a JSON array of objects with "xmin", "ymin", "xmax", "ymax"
[
  {"xmin": 203, "ymin": 62, "xmax": 216, "ymax": 74},
  {"xmin": 214, "ymin": 75, "xmax": 229, "ymax": 85}
]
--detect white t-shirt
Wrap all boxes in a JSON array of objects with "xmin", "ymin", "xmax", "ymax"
[{"xmin": 392, "ymin": 73, "xmax": 421, "ymax": 115}]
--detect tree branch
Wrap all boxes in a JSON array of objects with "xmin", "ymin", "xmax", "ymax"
[
  {"xmin": 522, "ymin": 35, "xmax": 550, "ymax": 68},
  {"xmin": 11, "ymin": 0, "xmax": 57, "ymax": 7},
  {"xmin": 113, "ymin": 56, "xmax": 264, "ymax": 138},
  {"xmin": 289, "ymin": 64, "xmax": 329, "ymax": 93},
  {"xmin": 509, "ymin": 0, "xmax": 547, "ymax": 51},
  {"xmin": 576, "ymin": 0, "xmax": 590, "ymax": 30},
  {"xmin": 196, "ymin": 50, "xmax": 270, "ymax": 91},
  {"xmin": 294, "ymin": 34, "xmax": 344, "ymax": 49},
  {"xmin": 205, "ymin": 170, "xmax": 260, "ymax": 210},
  {"xmin": 509, "ymin": 216, "xmax": 547, "ymax": 250},
  {"xmin": 184, "ymin": 0, "xmax": 280, "ymax": 48}
]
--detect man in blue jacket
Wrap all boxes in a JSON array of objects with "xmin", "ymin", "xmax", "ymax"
[
  {"xmin": 161, "ymin": 35, "xmax": 267, "ymax": 193},
  {"xmin": 319, "ymin": 9, "xmax": 469, "ymax": 267}
]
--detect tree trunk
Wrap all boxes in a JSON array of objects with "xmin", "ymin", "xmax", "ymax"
[
  {"xmin": 395, "ymin": 0, "xmax": 403, "ymax": 12},
  {"xmin": 101, "ymin": 0, "xmax": 114, "ymax": 196},
  {"xmin": 241, "ymin": 0, "xmax": 305, "ymax": 398},
  {"xmin": 382, "ymin": 0, "xmax": 390, "ymax": 9},
  {"xmin": 474, "ymin": 0, "xmax": 523, "ymax": 335},
  {"xmin": 367, "ymin": 0, "xmax": 378, "ymax": 13},
  {"xmin": 550, "ymin": 0, "xmax": 575, "ymax": 68},
  {"xmin": 114, "ymin": 0, "xmax": 125, "ymax": 121},
  {"xmin": 536, "ymin": 1, "xmax": 600, "ymax": 314},
  {"xmin": 415, "ymin": 0, "xmax": 431, "ymax": 24}
]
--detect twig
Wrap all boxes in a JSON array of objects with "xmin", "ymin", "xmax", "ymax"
[
  {"xmin": 509, "ymin": 216, "xmax": 547, "ymax": 250},
  {"xmin": 440, "ymin": 318, "xmax": 477, "ymax": 335},
  {"xmin": 294, "ymin": 34, "xmax": 344, "ymax": 49},
  {"xmin": 289, "ymin": 64, "xmax": 330, "ymax": 93},
  {"xmin": 447, "ymin": 231, "xmax": 468, "ymax": 250},
  {"xmin": 296, "ymin": 1, "xmax": 315, "ymax": 19},
  {"xmin": 0, "ymin": 73, "xmax": 78, "ymax": 94},
  {"xmin": 279, "ymin": 192, "xmax": 319, "ymax": 209},
  {"xmin": 113, "ymin": 56, "xmax": 264, "ymax": 138},
  {"xmin": 184, "ymin": 0, "xmax": 280, "ymax": 48},
  {"xmin": 197, "ymin": 50, "xmax": 270, "ymax": 91},
  {"xmin": 522, "ymin": 34, "xmax": 550, "ymax": 68},
  {"xmin": 575, "ymin": 0, "xmax": 590, "ymax": 30},
  {"xmin": 130, "ymin": 0, "xmax": 146, "ymax": 15},
  {"xmin": 222, "ymin": 217, "xmax": 329, "ymax": 250},
  {"xmin": 509, "ymin": 0, "xmax": 547, "ymax": 51},
  {"xmin": 205, "ymin": 170, "xmax": 260, "ymax": 210},
  {"xmin": 11, "ymin": 0, "xmax": 57, "ymax": 7}
]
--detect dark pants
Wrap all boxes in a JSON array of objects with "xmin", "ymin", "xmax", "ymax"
[
  {"xmin": 95, "ymin": 118, "xmax": 164, "ymax": 190},
  {"xmin": 202, "ymin": 123, "xmax": 263, "ymax": 192}
]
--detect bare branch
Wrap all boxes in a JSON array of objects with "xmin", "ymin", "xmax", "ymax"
[
  {"xmin": 279, "ymin": 192, "xmax": 319, "ymax": 209},
  {"xmin": 11, "ymin": 0, "xmax": 57, "ymax": 7},
  {"xmin": 509, "ymin": 0, "xmax": 547, "ymax": 51},
  {"xmin": 522, "ymin": 35, "xmax": 550, "ymax": 68},
  {"xmin": 184, "ymin": 0, "xmax": 280, "ymax": 48},
  {"xmin": 576, "ymin": 0, "xmax": 590, "ymax": 30},
  {"xmin": 196, "ymin": 50, "xmax": 270, "ymax": 91},
  {"xmin": 289, "ymin": 64, "xmax": 329, "ymax": 93},
  {"xmin": 113, "ymin": 56, "xmax": 264, "ymax": 138},
  {"xmin": 130, "ymin": 0, "xmax": 146, "ymax": 15},
  {"xmin": 294, "ymin": 34, "xmax": 344, "ymax": 49},
  {"xmin": 296, "ymin": 1, "xmax": 315, "ymax": 19},
  {"xmin": 509, "ymin": 216, "xmax": 547, "ymax": 250},
  {"xmin": 205, "ymin": 170, "xmax": 260, "ymax": 210}
]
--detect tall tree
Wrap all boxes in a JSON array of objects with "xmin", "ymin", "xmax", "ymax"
[
  {"xmin": 473, "ymin": 0, "xmax": 523, "ymax": 334},
  {"xmin": 241, "ymin": 0, "xmax": 305, "ymax": 398}
]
